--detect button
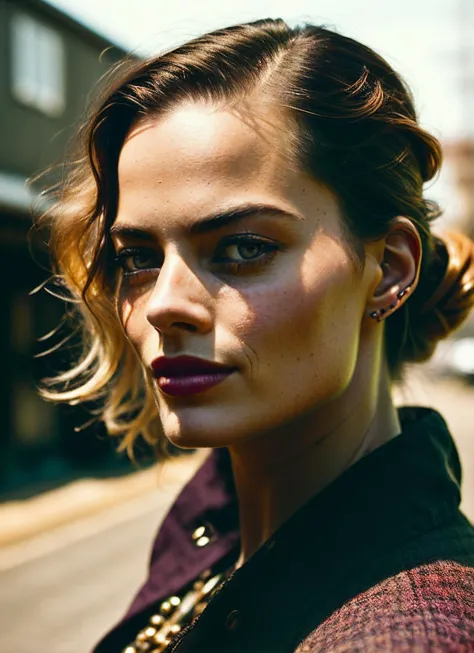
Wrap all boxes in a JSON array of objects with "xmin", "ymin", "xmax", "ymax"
[
  {"xmin": 192, "ymin": 523, "xmax": 214, "ymax": 547},
  {"xmin": 123, "ymin": 647, "xmax": 136, "ymax": 653},
  {"xmin": 169, "ymin": 596, "xmax": 181, "ymax": 607},
  {"xmin": 192, "ymin": 526, "xmax": 206, "ymax": 540},
  {"xmin": 225, "ymin": 609, "xmax": 242, "ymax": 632}
]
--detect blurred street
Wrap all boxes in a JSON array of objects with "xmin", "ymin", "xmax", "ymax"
[
  {"xmin": 0, "ymin": 372, "xmax": 472, "ymax": 653},
  {"xmin": 0, "ymin": 453, "xmax": 206, "ymax": 653},
  {"xmin": 1, "ymin": 492, "xmax": 164, "ymax": 653}
]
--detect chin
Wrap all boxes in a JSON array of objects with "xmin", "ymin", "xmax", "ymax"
[
  {"xmin": 164, "ymin": 424, "xmax": 240, "ymax": 449},
  {"xmin": 159, "ymin": 406, "xmax": 250, "ymax": 450},
  {"xmin": 164, "ymin": 431, "xmax": 226, "ymax": 450},
  {"xmin": 165, "ymin": 436, "xmax": 203, "ymax": 451}
]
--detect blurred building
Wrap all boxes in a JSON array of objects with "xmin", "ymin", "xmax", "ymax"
[
  {"xmin": 449, "ymin": 0, "xmax": 474, "ymax": 237},
  {"xmin": 0, "ymin": 0, "xmax": 135, "ymax": 496},
  {"xmin": 443, "ymin": 139, "xmax": 474, "ymax": 238}
]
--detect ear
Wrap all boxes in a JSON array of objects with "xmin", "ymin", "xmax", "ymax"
[{"xmin": 366, "ymin": 217, "xmax": 422, "ymax": 322}]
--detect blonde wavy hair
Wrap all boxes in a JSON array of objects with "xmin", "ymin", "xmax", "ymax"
[{"xmin": 34, "ymin": 19, "xmax": 474, "ymax": 457}]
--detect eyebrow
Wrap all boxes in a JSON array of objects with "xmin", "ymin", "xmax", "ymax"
[{"xmin": 109, "ymin": 203, "xmax": 304, "ymax": 240}]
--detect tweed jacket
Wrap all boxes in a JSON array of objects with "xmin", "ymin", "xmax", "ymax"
[{"xmin": 94, "ymin": 407, "xmax": 474, "ymax": 652}]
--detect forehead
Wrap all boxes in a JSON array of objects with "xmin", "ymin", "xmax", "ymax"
[
  {"xmin": 123, "ymin": 102, "xmax": 287, "ymax": 156},
  {"xmin": 117, "ymin": 103, "xmax": 295, "ymax": 204},
  {"xmin": 114, "ymin": 102, "xmax": 343, "ymax": 242}
]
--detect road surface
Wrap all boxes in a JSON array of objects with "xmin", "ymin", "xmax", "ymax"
[{"xmin": 0, "ymin": 489, "xmax": 178, "ymax": 653}]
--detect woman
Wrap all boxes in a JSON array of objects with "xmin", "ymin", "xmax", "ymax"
[{"xmin": 37, "ymin": 18, "xmax": 474, "ymax": 653}]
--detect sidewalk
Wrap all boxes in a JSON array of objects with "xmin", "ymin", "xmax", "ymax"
[{"xmin": 0, "ymin": 450, "xmax": 208, "ymax": 548}]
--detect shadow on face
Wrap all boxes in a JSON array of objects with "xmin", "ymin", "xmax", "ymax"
[{"xmin": 110, "ymin": 101, "xmax": 375, "ymax": 449}]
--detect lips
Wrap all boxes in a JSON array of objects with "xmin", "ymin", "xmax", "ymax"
[
  {"xmin": 151, "ymin": 355, "xmax": 237, "ymax": 397},
  {"xmin": 151, "ymin": 355, "xmax": 236, "ymax": 377}
]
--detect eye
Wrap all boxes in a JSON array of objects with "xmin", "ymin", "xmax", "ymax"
[
  {"xmin": 212, "ymin": 235, "xmax": 281, "ymax": 274},
  {"xmin": 113, "ymin": 247, "xmax": 161, "ymax": 274},
  {"xmin": 222, "ymin": 241, "xmax": 268, "ymax": 261}
]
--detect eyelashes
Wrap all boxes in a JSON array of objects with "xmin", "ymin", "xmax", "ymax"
[
  {"xmin": 113, "ymin": 248, "xmax": 161, "ymax": 275},
  {"xmin": 112, "ymin": 234, "xmax": 282, "ymax": 285},
  {"xmin": 212, "ymin": 234, "xmax": 280, "ymax": 274}
]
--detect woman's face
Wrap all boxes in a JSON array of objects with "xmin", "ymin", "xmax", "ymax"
[{"xmin": 112, "ymin": 103, "xmax": 378, "ymax": 449}]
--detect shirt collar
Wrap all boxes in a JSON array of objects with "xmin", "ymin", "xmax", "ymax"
[{"xmin": 124, "ymin": 446, "xmax": 239, "ymax": 620}]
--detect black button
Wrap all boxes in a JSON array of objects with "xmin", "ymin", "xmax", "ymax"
[{"xmin": 225, "ymin": 609, "xmax": 242, "ymax": 632}]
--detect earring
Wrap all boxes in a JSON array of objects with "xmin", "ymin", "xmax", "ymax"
[
  {"xmin": 396, "ymin": 287, "xmax": 410, "ymax": 300},
  {"xmin": 369, "ymin": 285, "xmax": 412, "ymax": 322}
]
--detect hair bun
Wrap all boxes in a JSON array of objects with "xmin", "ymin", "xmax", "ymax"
[{"xmin": 414, "ymin": 230, "xmax": 474, "ymax": 357}]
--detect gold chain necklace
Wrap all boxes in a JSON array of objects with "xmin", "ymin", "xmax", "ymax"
[{"xmin": 122, "ymin": 567, "xmax": 231, "ymax": 653}]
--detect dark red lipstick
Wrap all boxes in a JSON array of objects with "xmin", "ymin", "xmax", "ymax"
[{"xmin": 151, "ymin": 355, "xmax": 236, "ymax": 397}]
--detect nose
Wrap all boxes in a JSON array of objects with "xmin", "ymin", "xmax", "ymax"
[{"xmin": 145, "ymin": 252, "xmax": 213, "ymax": 335}]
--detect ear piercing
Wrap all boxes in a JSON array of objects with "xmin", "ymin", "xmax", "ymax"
[
  {"xmin": 396, "ymin": 288, "xmax": 409, "ymax": 300},
  {"xmin": 369, "ymin": 286, "xmax": 412, "ymax": 322}
]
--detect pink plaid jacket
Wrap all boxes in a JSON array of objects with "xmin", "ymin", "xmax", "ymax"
[{"xmin": 296, "ymin": 560, "xmax": 474, "ymax": 652}]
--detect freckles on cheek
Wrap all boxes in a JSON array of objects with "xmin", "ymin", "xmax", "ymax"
[{"xmin": 232, "ymin": 284, "xmax": 309, "ymax": 341}]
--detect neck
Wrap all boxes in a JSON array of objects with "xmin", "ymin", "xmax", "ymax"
[{"xmin": 228, "ymin": 353, "xmax": 400, "ymax": 569}]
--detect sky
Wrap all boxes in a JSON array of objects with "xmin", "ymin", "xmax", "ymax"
[{"xmin": 46, "ymin": 0, "xmax": 474, "ymax": 221}]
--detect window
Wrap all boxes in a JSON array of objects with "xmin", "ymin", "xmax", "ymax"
[{"xmin": 11, "ymin": 13, "xmax": 65, "ymax": 117}]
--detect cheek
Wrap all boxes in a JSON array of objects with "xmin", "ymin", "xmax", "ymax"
[
  {"xmin": 117, "ymin": 292, "xmax": 152, "ymax": 353},
  {"xmin": 229, "ymin": 260, "xmax": 352, "ymax": 340},
  {"xmin": 225, "ymin": 255, "xmax": 361, "ymax": 388}
]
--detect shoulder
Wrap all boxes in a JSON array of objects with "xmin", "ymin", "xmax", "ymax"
[{"xmin": 295, "ymin": 560, "xmax": 474, "ymax": 653}]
